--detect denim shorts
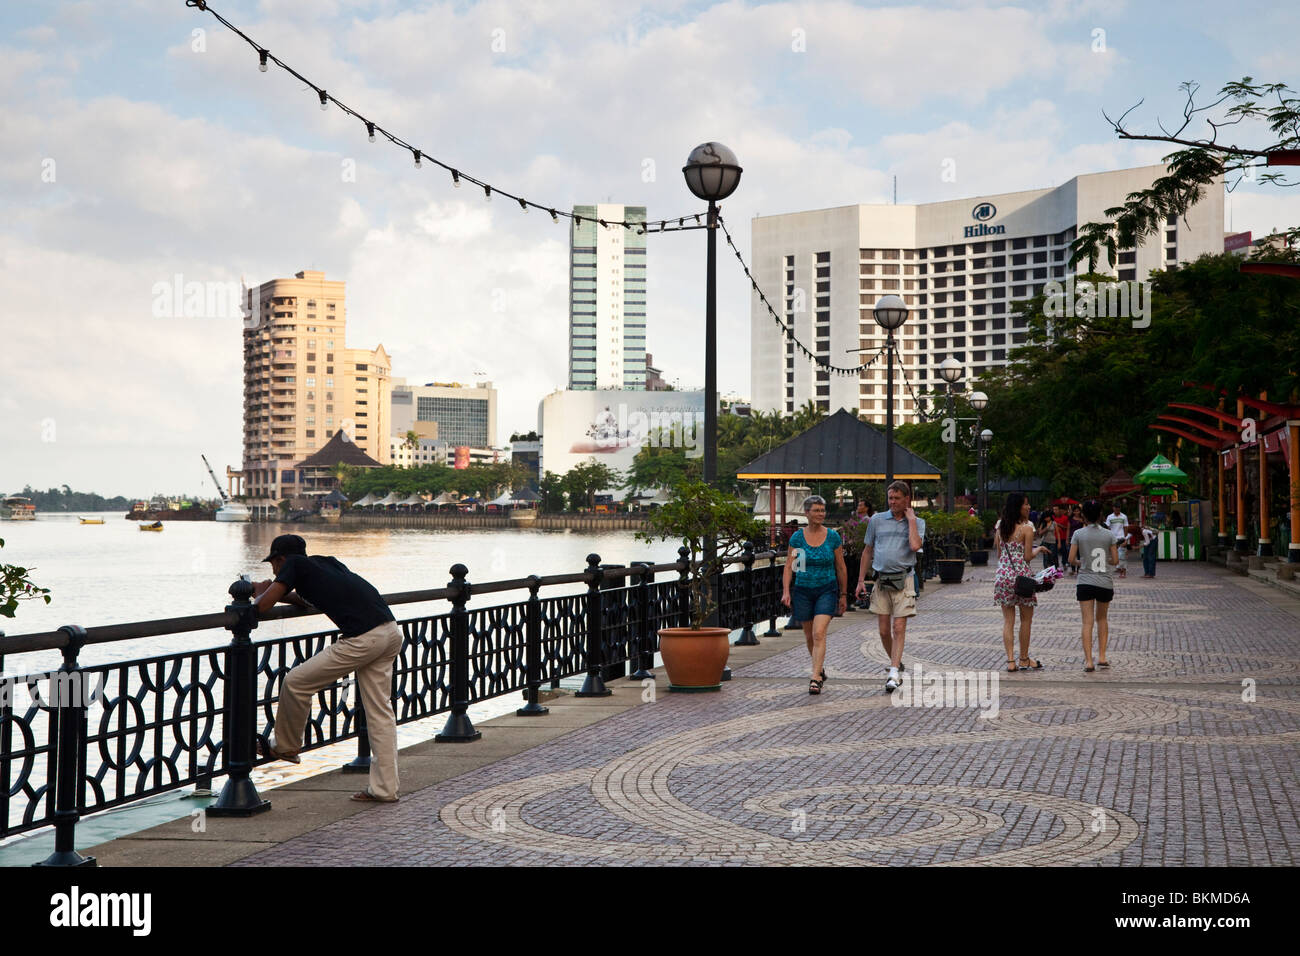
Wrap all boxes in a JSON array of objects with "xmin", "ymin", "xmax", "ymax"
[{"xmin": 791, "ymin": 583, "xmax": 839, "ymax": 622}]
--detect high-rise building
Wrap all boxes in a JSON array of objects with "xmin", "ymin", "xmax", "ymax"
[
  {"xmin": 568, "ymin": 204, "xmax": 647, "ymax": 390},
  {"xmin": 751, "ymin": 164, "xmax": 1224, "ymax": 423},
  {"xmin": 241, "ymin": 270, "xmax": 391, "ymax": 504},
  {"xmin": 390, "ymin": 379, "xmax": 498, "ymax": 449}
]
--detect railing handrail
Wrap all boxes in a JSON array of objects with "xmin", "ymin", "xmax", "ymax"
[{"xmin": 0, "ymin": 550, "xmax": 783, "ymax": 659}]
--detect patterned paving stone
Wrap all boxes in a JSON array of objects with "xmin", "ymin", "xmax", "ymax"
[{"xmin": 232, "ymin": 560, "xmax": 1300, "ymax": 866}]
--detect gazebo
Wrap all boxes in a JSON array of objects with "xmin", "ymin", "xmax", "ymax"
[
  {"xmin": 294, "ymin": 431, "xmax": 381, "ymax": 499},
  {"xmin": 737, "ymin": 409, "xmax": 941, "ymax": 542}
]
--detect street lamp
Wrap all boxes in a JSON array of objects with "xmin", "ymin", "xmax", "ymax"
[
  {"xmin": 969, "ymin": 391, "xmax": 989, "ymax": 509},
  {"xmin": 978, "ymin": 427, "xmax": 993, "ymax": 511},
  {"xmin": 682, "ymin": 142, "xmax": 742, "ymax": 487},
  {"xmin": 937, "ymin": 357, "xmax": 963, "ymax": 512},
  {"xmin": 872, "ymin": 294, "xmax": 908, "ymax": 483}
]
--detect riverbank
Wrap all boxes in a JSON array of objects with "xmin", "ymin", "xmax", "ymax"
[{"xmin": 340, "ymin": 512, "xmax": 649, "ymax": 530}]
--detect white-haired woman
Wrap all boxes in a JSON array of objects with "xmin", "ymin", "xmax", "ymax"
[{"xmin": 781, "ymin": 495, "xmax": 847, "ymax": 695}]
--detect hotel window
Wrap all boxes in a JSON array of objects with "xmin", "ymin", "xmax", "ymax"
[
  {"xmin": 1053, "ymin": 249, "xmax": 1066, "ymax": 261},
  {"xmin": 1013, "ymin": 285, "xmax": 1027, "ymax": 297},
  {"xmin": 1033, "ymin": 252, "xmax": 1047, "ymax": 264},
  {"xmin": 306, "ymin": 377, "xmax": 316, "ymax": 387},
  {"xmin": 1012, "ymin": 253, "xmax": 1027, "ymax": 266},
  {"xmin": 1034, "ymin": 268, "xmax": 1047, "ymax": 280},
  {"xmin": 326, "ymin": 416, "xmax": 334, "ymax": 426},
  {"xmin": 308, "ymin": 341, "xmax": 316, "ymax": 349},
  {"xmin": 993, "ymin": 285, "xmax": 1006, "ymax": 296},
  {"xmin": 1166, "ymin": 246, "xmax": 1177, "ymax": 259},
  {"xmin": 1012, "ymin": 238, "xmax": 1027, "ymax": 250},
  {"xmin": 1119, "ymin": 268, "xmax": 1138, "ymax": 280},
  {"xmin": 326, "ymin": 377, "xmax": 334, "ymax": 387},
  {"xmin": 860, "ymin": 249, "xmax": 876, "ymax": 259},
  {"xmin": 816, "ymin": 267, "xmax": 830, "ymax": 278},
  {"xmin": 816, "ymin": 251, "xmax": 830, "ymax": 263},
  {"xmin": 1118, "ymin": 251, "xmax": 1136, "ymax": 264},
  {"xmin": 1033, "ymin": 236, "xmax": 1047, "ymax": 248},
  {"xmin": 992, "ymin": 256, "xmax": 1006, "ymax": 267},
  {"xmin": 1166, "ymin": 229, "xmax": 1177, "ymax": 243},
  {"xmin": 326, "ymin": 340, "xmax": 335, "ymax": 349},
  {"xmin": 1013, "ymin": 270, "xmax": 1027, "ymax": 281},
  {"xmin": 903, "ymin": 249, "xmax": 917, "ymax": 260},
  {"xmin": 933, "ymin": 246, "xmax": 946, "ymax": 257},
  {"xmin": 991, "ymin": 240, "xmax": 1006, "ymax": 251},
  {"xmin": 882, "ymin": 249, "xmax": 900, "ymax": 259}
]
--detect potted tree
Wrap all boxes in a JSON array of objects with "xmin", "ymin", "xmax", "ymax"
[
  {"xmin": 636, "ymin": 481, "xmax": 764, "ymax": 692},
  {"xmin": 921, "ymin": 511, "xmax": 981, "ymax": 583}
]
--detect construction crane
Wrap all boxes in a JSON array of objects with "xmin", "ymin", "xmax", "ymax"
[{"xmin": 201, "ymin": 454, "xmax": 231, "ymax": 504}]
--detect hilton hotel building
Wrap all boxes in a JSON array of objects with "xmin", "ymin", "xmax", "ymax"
[{"xmin": 751, "ymin": 164, "xmax": 1224, "ymax": 423}]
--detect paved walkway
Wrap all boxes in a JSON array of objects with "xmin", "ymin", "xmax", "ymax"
[{"xmin": 90, "ymin": 559, "xmax": 1300, "ymax": 866}]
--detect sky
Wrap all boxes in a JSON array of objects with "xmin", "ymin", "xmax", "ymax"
[{"xmin": 1, "ymin": 0, "xmax": 1297, "ymax": 499}]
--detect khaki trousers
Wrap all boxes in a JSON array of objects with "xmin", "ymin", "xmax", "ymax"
[{"xmin": 270, "ymin": 620, "xmax": 403, "ymax": 800}]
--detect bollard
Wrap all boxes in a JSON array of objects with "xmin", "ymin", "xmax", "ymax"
[
  {"xmin": 437, "ymin": 564, "xmax": 481, "ymax": 741},
  {"xmin": 764, "ymin": 553, "xmax": 781, "ymax": 637},
  {"xmin": 340, "ymin": 694, "xmax": 371, "ymax": 774},
  {"xmin": 576, "ymin": 554, "xmax": 612, "ymax": 697},
  {"xmin": 676, "ymin": 545, "xmax": 692, "ymax": 627},
  {"xmin": 208, "ymin": 581, "xmax": 271, "ymax": 817},
  {"xmin": 735, "ymin": 542, "xmax": 760, "ymax": 646},
  {"xmin": 629, "ymin": 562, "xmax": 655, "ymax": 680},
  {"xmin": 33, "ymin": 625, "xmax": 96, "ymax": 867},
  {"xmin": 517, "ymin": 575, "xmax": 550, "ymax": 715}
]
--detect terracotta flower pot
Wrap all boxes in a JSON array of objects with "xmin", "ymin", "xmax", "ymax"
[{"xmin": 657, "ymin": 626, "xmax": 731, "ymax": 692}]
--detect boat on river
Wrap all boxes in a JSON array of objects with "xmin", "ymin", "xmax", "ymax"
[
  {"xmin": 202, "ymin": 454, "xmax": 251, "ymax": 522},
  {"xmin": 138, "ymin": 521, "xmax": 164, "ymax": 532},
  {"xmin": 2, "ymin": 496, "xmax": 37, "ymax": 520},
  {"xmin": 79, "ymin": 517, "xmax": 105, "ymax": 525}
]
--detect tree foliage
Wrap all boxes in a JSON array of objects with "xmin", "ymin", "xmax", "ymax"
[
  {"xmin": 1072, "ymin": 77, "xmax": 1300, "ymax": 269},
  {"xmin": 1, "ymin": 538, "xmax": 51, "ymax": 619},
  {"xmin": 341, "ymin": 461, "xmax": 530, "ymax": 500}
]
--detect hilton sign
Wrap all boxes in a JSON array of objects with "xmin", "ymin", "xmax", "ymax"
[{"xmin": 964, "ymin": 202, "xmax": 1006, "ymax": 238}]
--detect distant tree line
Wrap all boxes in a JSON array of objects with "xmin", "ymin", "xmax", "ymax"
[{"xmin": 10, "ymin": 485, "xmax": 133, "ymax": 512}]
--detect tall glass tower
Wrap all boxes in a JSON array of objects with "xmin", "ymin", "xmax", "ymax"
[{"xmin": 567, "ymin": 204, "xmax": 647, "ymax": 390}]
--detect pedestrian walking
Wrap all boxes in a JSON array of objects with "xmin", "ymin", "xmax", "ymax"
[
  {"xmin": 1053, "ymin": 504, "xmax": 1070, "ymax": 570},
  {"xmin": 1068, "ymin": 500, "xmax": 1119, "ymax": 671},
  {"xmin": 781, "ymin": 496, "xmax": 847, "ymax": 696},
  {"xmin": 993, "ymin": 493, "xmax": 1050, "ymax": 671},
  {"xmin": 1140, "ymin": 522, "xmax": 1158, "ymax": 578},
  {"xmin": 1106, "ymin": 501, "xmax": 1129, "ymax": 578},
  {"xmin": 252, "ymin": 534, "xmax": 404, "ymax": 803},
  {"xmin": 854, "ymin": 480, "xmax": 926, "ymax": 693}
]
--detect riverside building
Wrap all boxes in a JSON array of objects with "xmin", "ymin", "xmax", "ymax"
[
  {"xmin": 390, "ymin": 379, "xmax": 498, "ymax": 449},
  {"xmin": 751, "ymin": 164, "xmax": 1224, "ymax": 424},
  {"xmin": 241, "ymin": 270, "xmax": 391, "ymax": 507},
  {"xmin": 568, "ymin": 204, "xmax": 648, "ymax": 390}
]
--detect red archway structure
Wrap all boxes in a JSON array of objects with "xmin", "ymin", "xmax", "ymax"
[{"xmin": 1150, "ymin": 383, "xmax": 1300, "ymax": 562}]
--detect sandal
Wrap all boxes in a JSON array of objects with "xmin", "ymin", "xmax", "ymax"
[
  {"xmin": 256, "ymin": 736, "xmax": 301, "ymax": 764},
  {"xmin": 1006, "ymin": 658, "xmax": 1019, "ymax": 672},
  {"xmin": 1084, "ymin": 665, "xmax": 1095, "ymax": 672},
  {"xmin": 1098, "ymin": 660, "xmax": 1110, "ymax": 668},
  {"xmin": 351, "ymin": 789, "xmax": 399, "ymax": 803},
  {"xmin": 808, "ymin": 678, "xmax": 824, "ymax": 696},
  {"xmin": 820, "ymin": 669, "xmax": 828, "ymax": 682},
  {"xmin": 1018, "ymin": 657, "xmax": 1044, "ymax": 670}
]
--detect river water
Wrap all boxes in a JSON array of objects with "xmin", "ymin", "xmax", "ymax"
[{"xmin": 1, "ymin": 513, "xmax": 675, "ymax": 677}]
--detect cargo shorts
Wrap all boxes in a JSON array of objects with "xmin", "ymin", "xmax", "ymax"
[{"xmin": 868, "ymin": 574, "xmax": 918, "ymax": 618}]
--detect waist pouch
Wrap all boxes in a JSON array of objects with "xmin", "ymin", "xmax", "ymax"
[{"xmin": 876, "ymin": 572, "xmax": 911, "ymax": 591}]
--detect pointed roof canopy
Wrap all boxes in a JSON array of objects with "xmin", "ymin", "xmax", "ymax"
[
  {"xmin": 513, "ymin": 487, "xmax": 540, "ymax": 502},
  {"xmin": 737, "ymin": 409, "xmax": 940, "ymax": 480},
  {"xmin": 1099, "ymin": 468, "xmax": 1141, "ymax": 497},
  {"xmin": 1135, "ymin": 454, "xmax": 1189, "ymax": 485},
  {"xmin": 321, "ymin": 489, "xmax": 349, "ymax": 504},
  {"xmin": 431, "ymin": 491, "xmax": 458, "ymax": 505},
  {"xmin": 352, "ymin": 492, "xmax": 379, "ymax": 507},
  {"xmin": 296, "ymin": 430, "xmax": 381, "ymax": 469}
]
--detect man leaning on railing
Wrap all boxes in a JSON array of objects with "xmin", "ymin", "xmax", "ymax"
[{"xmin": 251, "ymin": 533, "xmax": 403, "ymax": 804}]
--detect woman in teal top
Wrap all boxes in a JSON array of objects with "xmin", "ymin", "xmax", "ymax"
[{"xmin": 781, "ymin": 496, "xmax": 847, "ymax": 695}]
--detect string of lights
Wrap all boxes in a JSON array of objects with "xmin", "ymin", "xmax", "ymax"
[
  {"xmin": 184, "ymin": 0, "xmax": 701, "ymax": 232},
  {"xmin": 716, "ymin": 216, "xmax": 882, "ymax": 377}
]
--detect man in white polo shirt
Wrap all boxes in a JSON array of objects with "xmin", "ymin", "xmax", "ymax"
[
  {"xmin": 855, "ymin": 480, "xmax": 926, "ymax": 693},
  {"xmin": 1106, "ymin": 502, "xmax": 1129, "ymax": 578}
]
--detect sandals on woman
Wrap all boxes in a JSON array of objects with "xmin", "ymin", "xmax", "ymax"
[
  {"xmin": 808, "ymin": 678, "xmax": 824, "ymax": 695},
  {"xmin": 1018, "ymin": 657, "xmax": 1044, "ymax": 670},
  {"xmin": 1084, "ymin": 665, "xmax": 1095, "ymax": 672},
  {"xmin": 1006, "ymin": 658, "xmax": 1019, "ymax": 672}
]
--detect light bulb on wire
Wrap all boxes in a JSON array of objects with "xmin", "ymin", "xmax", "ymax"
[
  {"xmin": 413, "ymin": 150, "xmax": 422, "ymax": 168},
  {"xmin": 366, "ymin": 122, "xmax": 375, "ymax": 143},
  {"xmin": 451, "ymin": 170, "xmax": 461, "ymax": 188},
  {"xmin": 258, "ymin": 49, "xmax": 269, "ymax": 72},
  {"xmin": 318, "ymin": 90, "xmax": 328, "ymax": 111},
  {"xmin": 483, "ymin": 185, "xmax": 492, "ymax": 202}
]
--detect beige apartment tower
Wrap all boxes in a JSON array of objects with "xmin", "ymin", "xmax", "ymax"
[{"xmin": 242, "ymin": 270, "xmax": 390, "ymax": 506}]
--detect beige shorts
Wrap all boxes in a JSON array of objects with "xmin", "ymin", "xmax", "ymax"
[{"xmin": 869, "ymin": 576, "xmax": 917, "ymax": 618}]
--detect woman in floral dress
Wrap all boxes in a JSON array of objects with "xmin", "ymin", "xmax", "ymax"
[{"xmin": 993, "ymin": 493, "xmax": 1050, "ymax": 671}]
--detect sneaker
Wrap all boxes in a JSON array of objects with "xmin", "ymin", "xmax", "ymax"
[{"xmin": 885, "ymin": 675, "xmax": 900, "ymax": 694}]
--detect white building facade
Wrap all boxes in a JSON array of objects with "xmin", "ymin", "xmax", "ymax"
[
  {"xmin": 568, "ymin": 204, "xmax": 648, "ymax": 390},
  {"xmin": 751, "ymin": 164, "xmax": 1224, "ymax": 424}
]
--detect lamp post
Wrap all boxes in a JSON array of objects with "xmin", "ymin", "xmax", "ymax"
[
  {"xmin": 683, "ymin": 143, "xmax": 741, "ymax": 640},
  {"xmin": 978, "ymin": 427, "xmax": 993, "ymax": 512},
  {"xmin": 872, "ymin": 294, "xmax": 909, "ymax": 483},
  {"xmin": 970, "ymin": 391, "xmax": 988, "ymax": 509},
  {"xmin": 937, "ymin": 357, "xmax": 963, "ymax": 512}
]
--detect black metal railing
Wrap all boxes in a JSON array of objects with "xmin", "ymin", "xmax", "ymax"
[{"xmin": 0, "ymin": 547, "xmax": 786, "ymax": 863}]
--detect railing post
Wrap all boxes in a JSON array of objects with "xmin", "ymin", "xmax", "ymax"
[
  {"xmin": 516, "ymin": 575, "xmax": 549, "ymax": 716},
  {"xmin": 735, "ymin": 541, "xmax": 760, "ymax": 646},
  {"xmin": 629, "ymin": 561, "xmax": 654, "ymax": 680},
  {"xmin": 676, "ymin": 545, "xmax": 692, "ymax": 627},
  {"xmin": 576, "ymin": 554, "xmax": 611, "ymax": 697},
  {"xmin": 764, "ymin": 550, "xmax": 782, "ymax": 637},
  {"xmin": 208, "ymin": 580, "xmax": 271, "ymax": 817},
  {"xmin": 340, "ymin": 689, "xmax": 371, "ymax": 774},
  {"xmin": 33, "ymin": 625, "xmax": 96, "ymax": 867},
  {"xmin": 437, "ymin": 564, "xmax": 481, "ymax": 741}
]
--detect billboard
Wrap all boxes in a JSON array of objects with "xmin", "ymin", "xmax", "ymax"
[
  {"xmin": 454, "ymin": 446, "xmax": 470, "ymax": 469},
  {"xmin": 1224, "ymin": 231, "xmax": 1252, "ymax": 254},
  {"xmin": 539, "ymin": 389, "xmax": 708, "ymax": 479}
]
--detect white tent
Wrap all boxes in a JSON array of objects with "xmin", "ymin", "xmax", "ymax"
[
  {"xmin": 353, "ymin": 492, "xmax": 379, "ymax": 508},
  {"xmin": 375, "ymin": 491, "xmax": 403, "ymax": 508},
  {"xmin": 488, "ymin": 491, "xmax": 516, "ymax": 507},
  {"xmin": 430, "ymin": 491, "xmax": 457, "ymax": 508},
  {"xmin": 396, "ymin": 494, "xmax": 425, "ymax": 508}
]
